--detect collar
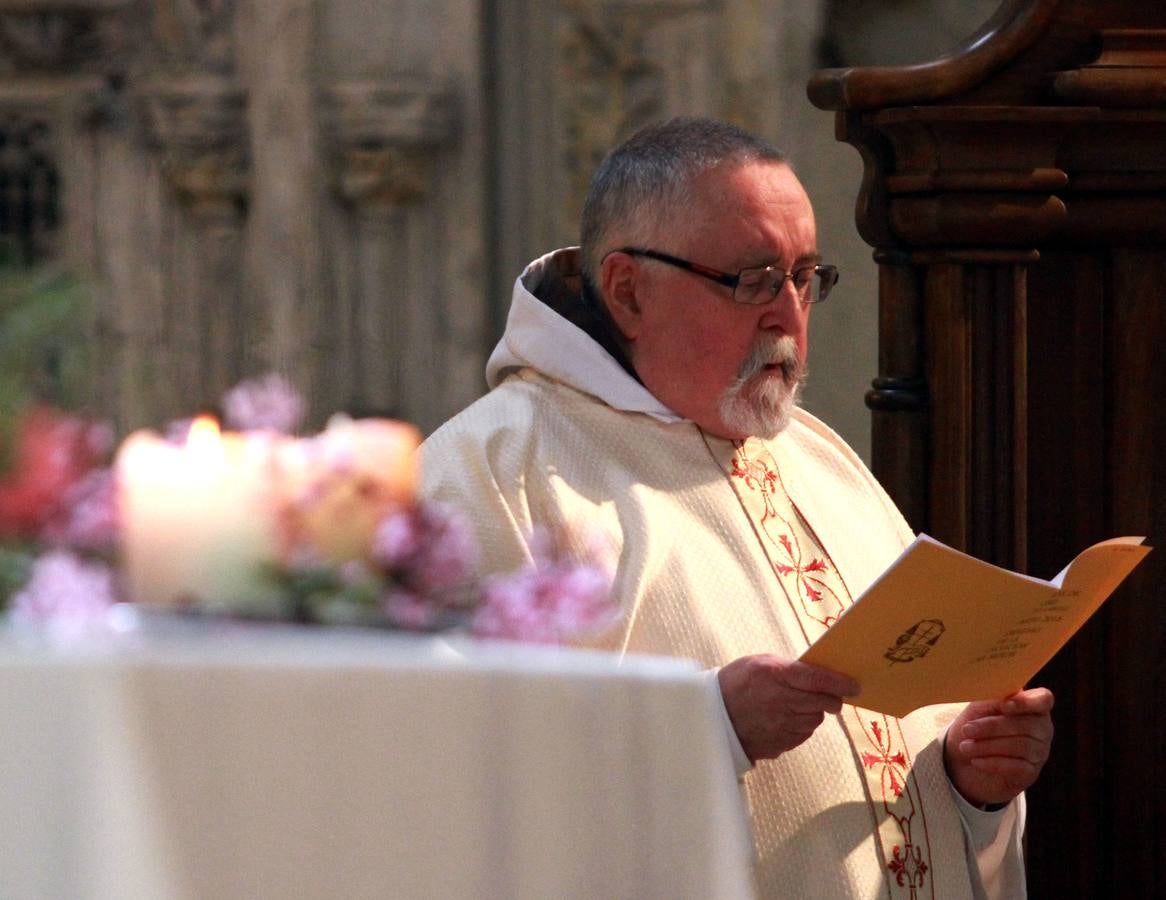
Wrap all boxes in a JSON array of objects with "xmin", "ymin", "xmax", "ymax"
[{"xmin": 485, "ymin": 248, "xmax": 686, "ymax": 424}]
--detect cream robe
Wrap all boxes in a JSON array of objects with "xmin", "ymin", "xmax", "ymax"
[{"xmin": 420, "ymin": 249, "xmax": 1025, "ymax": 899}]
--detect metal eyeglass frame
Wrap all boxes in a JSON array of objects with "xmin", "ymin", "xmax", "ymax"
[{"xmin": 615, "ymin": 246, "xmax": 839, "ymax": 305}]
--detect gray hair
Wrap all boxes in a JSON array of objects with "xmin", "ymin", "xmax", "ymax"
[{"xmin": 579, "ymin": 117, "xmax": 787, "ymax": 301}]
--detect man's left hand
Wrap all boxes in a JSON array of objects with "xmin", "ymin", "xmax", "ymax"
[{"xmin": 943, "ymin": 687, "xmax": 1055, "ymax": 808}]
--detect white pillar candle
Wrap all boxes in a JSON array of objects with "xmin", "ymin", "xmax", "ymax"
[{"xmin": 116, "ymin": 418, "xmax": 282, "ymax": 614}]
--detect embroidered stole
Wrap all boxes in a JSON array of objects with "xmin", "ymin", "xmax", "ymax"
[{"xmin": 710, "ymin": 434, "xmax": 936, "ymax": 900}]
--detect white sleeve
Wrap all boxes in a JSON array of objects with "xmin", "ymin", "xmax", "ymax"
[
  {"xmin": 948, "ymin": 773, "xmax": 1028, "ymax": 898},
  {"xmin": 706, "ymin": 668, "xmax": 754, "ymax": 779}
]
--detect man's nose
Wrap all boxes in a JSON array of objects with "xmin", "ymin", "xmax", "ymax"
[{"xmin": 756, "ymin": 278, "xmax": 804, "ymax": 331}]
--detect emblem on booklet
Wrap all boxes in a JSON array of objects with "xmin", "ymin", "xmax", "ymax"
[{"xmin": 885, "ymin": 619, "xmax": 946, "ymax": 664}]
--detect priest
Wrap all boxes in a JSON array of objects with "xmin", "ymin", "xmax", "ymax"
[{"xmin": 420, "ymin": 117, "xmax": 1053, "ymax": 898}]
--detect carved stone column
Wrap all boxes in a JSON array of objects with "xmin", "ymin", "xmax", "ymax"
[
  {"xmin": 0, "ymin": 0, "xmax": 136, "ymax": 77},
  {"xmin": 0, "ymin": 0, "xmax": 140, "ymax": 422},
  {"xmin": 328, "ymin": 77, "xmax": 454, "ymax": 210},
  {"xmin": 141, "ymin": 75, "xmax": 246, "ymax": 221},
  {"xmin": 234, "ymin": 0, "xmax": 330, "ymax": 420},
  {"xmin": 324, "ymin": 76, "xmax": 455, "ymax": 424},
  {"xmin": 141, "ymin": 74, "xmax": 248, "ymax": 404},
  {"xmin": 0, "ymin": 0, "xmax": 137, "ymax": 267}
]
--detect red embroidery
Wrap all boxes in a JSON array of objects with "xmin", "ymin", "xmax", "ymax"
[
  {"xmin": 888, "ymin": 844, "xmax": 928, "ymax": 889},
  {"xmin": 731, "ymin": 447, "xmax": 845, "ymax": 622},
  {"xmin": 731, "ymin": 455, "xmax": 777, "ymax": 492},
  {"xmin": 862, "ymin": 750, "xmax": 909, "ymax": 796},
  {"xmin": 725, "ymin": 439, "xmax": 935, "ymax": 897},
  {"xmin": 860, "ymin": 716, "xmax": 915, "ymax": 806}
]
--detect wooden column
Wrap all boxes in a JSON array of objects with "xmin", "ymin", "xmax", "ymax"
[{"xmin": 809, "ymin": 2, "xmax": 1166, "ymax": 895}]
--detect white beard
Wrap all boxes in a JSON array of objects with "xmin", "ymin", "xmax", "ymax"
[{"xmin": 718, "ymin": 334, "xmax": 803, "ymax": 439}]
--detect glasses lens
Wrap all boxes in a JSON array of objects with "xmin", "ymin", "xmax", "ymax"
[
  {"xmin": 734, "ymin": 268, "xmax": 768, "ymax": 304},
  {"xmin": 813, "ymin": 266, "xmax": 838, "ymax": 303},
  {"xmin": 732, "ymin": 265, "xmax": 838, "ymax": 304}
]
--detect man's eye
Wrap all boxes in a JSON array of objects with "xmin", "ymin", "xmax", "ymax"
[{"xmin": 737, "ymin": 269, "xmax": 766, "ymax": 288}]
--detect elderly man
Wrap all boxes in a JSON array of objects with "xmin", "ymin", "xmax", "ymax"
[{"xmin": 420, "ymin": 117, "xmax": 1053, "ymax": 897}]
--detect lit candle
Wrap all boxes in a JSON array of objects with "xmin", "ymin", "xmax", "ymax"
[{"xmin": 116, "ymin": 417, "xmax": 282, "ymax": 614}]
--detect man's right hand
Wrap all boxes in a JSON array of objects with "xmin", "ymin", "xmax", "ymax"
[{"xmin": 718, "ymin": 654, "xmax": 860, "ymax": 763}]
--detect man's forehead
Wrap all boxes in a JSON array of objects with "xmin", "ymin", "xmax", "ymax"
[{"xmin": 678, "ymin": 162, "xmax": 817, "ymax": 262}]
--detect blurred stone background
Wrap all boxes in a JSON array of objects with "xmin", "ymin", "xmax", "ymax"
[{"xmin": 0, "ymin": 0, "xmax": 997, "ymax": 459}]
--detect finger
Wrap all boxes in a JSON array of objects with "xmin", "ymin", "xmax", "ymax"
[
  {"xmin": 753, "ymin": 712, "xmax": 827, "ymax": 754},
  {"xmin": 961, "ymin": 714, "xmax": 1053, "ymax": 743},
  {"xmin": 782, "ymin": 710, "xmax": 827, "ymax": 735},
  {"xmin": 784, "ymin": 661, "xmax": 861, "ymax": 698},
  {"xmin": 967, "ymin": 754, "xmax": 1045, "ymax": 783},
  {"xmin": 778, "ymin": 690, "xmax": 846, "ymax": 716},
  {"xmin": 957, "ymin": 735, "xmax": 1051, "ymax": 766},
  {"xmin": 957, "ymin": 697, "xmax": 1008, "ymax": 723},
  {"xmin": 1001, "ymin": 687, "xmax": 1055, "ymax": 715},
  {"xmin": 963, "ymin": 687, "xmax": 1054, "ymax": 721}
]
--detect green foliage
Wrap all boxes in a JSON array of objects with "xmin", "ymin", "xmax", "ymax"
[
  {"xmin": 0, "ymin": 544, "xmax": 34, "ymax": 612},
  {"xmin": 266, "ymin": 561, "xmax": 384, "ymax": 626},
  {"xmin": 0, "ymin": 265, "xmax": 94, "ymax": 472}
]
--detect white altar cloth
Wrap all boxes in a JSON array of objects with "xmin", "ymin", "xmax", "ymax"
[{"xmin": 0, "ymin": 617, "xmax": 753, "ymax": 899}]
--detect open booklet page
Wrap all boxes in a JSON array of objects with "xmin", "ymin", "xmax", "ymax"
[{"xmin": 799, "ymin": 534, "xmax": 1151, "ymax": 717}]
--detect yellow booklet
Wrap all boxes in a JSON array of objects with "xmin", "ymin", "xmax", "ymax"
[{"xmin": 799, "ymin": 534, "xmax": 1151, "ymax": 717}]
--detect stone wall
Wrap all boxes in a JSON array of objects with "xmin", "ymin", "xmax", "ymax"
[{"xmin": 0, "ymin": 0, "xmax": 997, "ymax": 457}]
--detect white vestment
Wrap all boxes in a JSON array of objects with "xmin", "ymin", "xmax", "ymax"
[{"xmin": 420, "ymin": 248, "xmax": 1027, "ymax": 898}]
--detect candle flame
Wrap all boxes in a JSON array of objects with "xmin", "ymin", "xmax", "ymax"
[{"xmin": 186, "ymin": 415, "xmax": 224, "ymax": 465}]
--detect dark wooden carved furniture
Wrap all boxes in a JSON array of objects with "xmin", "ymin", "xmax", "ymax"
[{"xmin": 809, "ymin": 1, "xmax": 1166, "ymax": 895}]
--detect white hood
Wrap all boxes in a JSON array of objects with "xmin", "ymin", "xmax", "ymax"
[{"xmin": 485, "ymin": 248, "xmax": 686, "ymax": 424}]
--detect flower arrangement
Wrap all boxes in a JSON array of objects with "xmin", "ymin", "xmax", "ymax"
[{"xmin": 0, "ymin": 375, "xmax": 615, "ymax": 644}]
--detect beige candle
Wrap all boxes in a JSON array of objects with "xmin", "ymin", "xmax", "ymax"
[
  {"xmin": 116, "ymin": 417, "xmax": 282, "ymax": 614},
  {"xmin": 275, "ymin": 415, "xmax": 421, "ymax": 562}
]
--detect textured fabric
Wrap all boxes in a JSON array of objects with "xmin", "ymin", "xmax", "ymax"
[
  {"xmin": 420, "ymin": 249, "xmax": 1026, "ymax": 898},
  {"xmin": 0, "ymin": 629, "xmax": 754, "ymax": 899},
  {"xmin": 710, "ymin": 434, "xmax": 956, "ymax": 897}
]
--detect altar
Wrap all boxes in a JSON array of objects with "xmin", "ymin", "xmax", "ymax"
[{"xmin": 0, "ymin": 620, "xmax": 753, "ymax": 899}]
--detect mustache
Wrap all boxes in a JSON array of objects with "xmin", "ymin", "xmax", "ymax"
[{"xmin": 737, "ymin": 335, "xmax": 801, "ymax": 384}]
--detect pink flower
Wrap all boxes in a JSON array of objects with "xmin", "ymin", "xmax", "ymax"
[
  {"xmin": 472, "ymin": 547, "xmax": 615, "ymax": 645},
  {"xmin": 383, "ymin": 589, "xmax": 440, "ymax": 630},
  {"xmin": 40, "ymin": 467, "xmax": 119, "ymax": 554},
  {"xmin": 414, "ymin": 506, "xmax": 478, "ymax": 593},
  {"xmin": 371, "ymin": 502, "xmax": 479, "ymax": 596},
  {"xmin": 11, "ymin": 550, "xmax": 119, "ymax": 639},
  {"xmin": 371, "ymin": 509, "xmax": 422, "ymax": 568},
  {"xmin": 222, "ymin": 373, "xmax": 305, "ymax": 434}
]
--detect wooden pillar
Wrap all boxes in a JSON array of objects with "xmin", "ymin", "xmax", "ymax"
[{"xmin": 809, "ymin": 2, "xmax": 1166, "ymax": 894}]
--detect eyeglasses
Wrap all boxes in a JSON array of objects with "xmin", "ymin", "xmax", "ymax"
[{"xmin": 616, "ymin": 247, "xmax": 838, "ymax": 305}]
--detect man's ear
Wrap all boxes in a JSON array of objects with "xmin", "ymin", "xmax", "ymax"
[{"xmin": 600, "ymin": 251, "xmax": 643, "ymax": 341}]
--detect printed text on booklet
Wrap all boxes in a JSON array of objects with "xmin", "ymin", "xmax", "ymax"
[{"xmin": 799, "ymin": 535, "xmax": 1151, "ymax": 717}]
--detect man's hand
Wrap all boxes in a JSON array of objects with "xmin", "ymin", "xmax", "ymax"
[
  {"xmin": 719, "ymin": 654, "xmax": 860, "ymax": 763},
  {"xmin": 944, "ymin": 687, "xmax": 1055, "ymax": 807}
]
